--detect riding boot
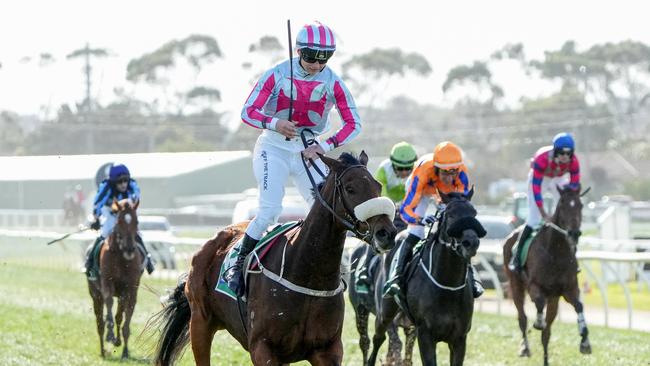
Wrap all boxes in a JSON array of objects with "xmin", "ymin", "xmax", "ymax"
[
  {"xmin": 225, "ymin": 234, "xmax": 259, "ymax": 297},
  {"xmin": 469, "ymin": 264, "xmax": 484, "ymax": 298},
  {"xmin": 136, "ymin": 234, "xmax": 156, "ymax": 274},
  {"xmin": 509, "ymin": 225, "xmax": 533, "ymax": 272},
  {"xmin": 85, "ymin": 236, "xmax": 104, "ymax": 281},
  {"xmin": 383, "ymin": 233, "xmax": 420, "ymax": 298},
  {"xmin": 355, "ymin": 246, "xmax": 374, "ymax": 286}
]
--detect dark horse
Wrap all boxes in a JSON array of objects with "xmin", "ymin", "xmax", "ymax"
[
  {"xmin": 503, "ymin": 186, "xmax": 591, "ymax": 366},
  {"xmin": 349, "ymin": 233, "xmax": 417, "ymax": 366},
  {"xmin": 152, "ymin": 152, "xmax": 397, "ymax": 366},
  {"xmin": 87, "ymin": 198, "xmax": 143, "ymax": 359},
  {"xmin": 368, "ymin": 190, "xmax": 485, "ymax": 366}
]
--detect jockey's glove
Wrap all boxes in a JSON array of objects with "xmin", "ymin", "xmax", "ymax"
[{"xmin": 420, "ymin": 214, "xmax": 437, "ymax": 226}]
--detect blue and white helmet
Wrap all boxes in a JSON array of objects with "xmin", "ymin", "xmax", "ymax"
[
  {"xmin": 109, "ymin": 164, "xmax": 130, "ymax": 182},
  {"xmin": 295, "ymin": 21, "xmax": 336, "ymax": 52},
  {"xmin": 552, "ymin": 132, "xmax": 575, "ymax": 151}
]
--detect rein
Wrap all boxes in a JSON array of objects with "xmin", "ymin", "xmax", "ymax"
[
  {"xmin": 299, "ymin": 129, "xmax": 371, "ymax": 241},
  {"xmin": 418, "ymin": 202, "xmax": 469, "ymax": 291}
]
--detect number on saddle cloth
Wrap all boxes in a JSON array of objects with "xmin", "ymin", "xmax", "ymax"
[{"xmin": 214, "ymin": 221, "xmax": 302, "ymax": 300}]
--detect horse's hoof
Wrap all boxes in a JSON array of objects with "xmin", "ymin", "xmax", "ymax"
[
  {"xmin": 580, "ymin": 341, "xmax": 592, "ymax": 354},
  {"xmin": 519, "ymin": 347, "xmax": 531, "ymax": 357},
  {"xmin": 113, "ymin": 338, "xmax": 121, "ymax": 347},
  {"xmin": 533, "ymin": 320, "xmax": 546, "ymax": 330}
]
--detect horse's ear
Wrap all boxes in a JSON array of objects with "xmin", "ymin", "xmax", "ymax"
[
  {"xmin": 133, "ymin": 199, "xmax": 140, "ymax": 210},
  {"xmin": 111, "ymin": 198, "xmax": 119, "ymax": 212},
  {"xmin": 466, "ymin": 185, "xmax": 475, "ymax": 201},
  {"xmin": 556, "ymin": 184, "xmax": 565, "ymax": 195},
  {"xmin": 359, "ymin": 150, "xmax": 369, "ymax": 167},
  {"xmin": 320, "ymin": 154, "xmax": 341, "ymax": 171},
  {"xmin": 437, "ymin": 189, "xmax": 450, "ymax": 204}
]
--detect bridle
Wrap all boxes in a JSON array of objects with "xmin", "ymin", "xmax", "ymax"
[{"xmin": 300, "ymin": 129, "xmax": 374, "ymax": 242}]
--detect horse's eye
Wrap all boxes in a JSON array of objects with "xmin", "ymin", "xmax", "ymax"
[{"xmin": 345, "ymin": 186, "xmax": 356, "ymax": 194}]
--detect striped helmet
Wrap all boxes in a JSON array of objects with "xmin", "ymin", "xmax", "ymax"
[
  {"xmin": 433, "ymin": 141, "xmax": 464, "ymax": 169},
  {"xmin": 295, "ymin": 21, "xmax": 336, "ymax": 51}
]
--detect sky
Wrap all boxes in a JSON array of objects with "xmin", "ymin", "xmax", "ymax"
[{"xmin": 1, "ymin": 0, "xmax": 649, "ymax": 126}]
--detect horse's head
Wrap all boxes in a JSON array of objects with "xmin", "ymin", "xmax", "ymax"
[
  {"xmin": 437, "ymin": 188, "xmax": 486, "ymax": 260},
  {"xmin": 554, "ymin": 184, "xmax": 585, "ymax": 246},
  {"xmin": 319, "ymin": 151, "xmax": 397, "ymax": 253},
  {"xmin": 110, "ymin": 198, "xmax": 140, "ymax": 260}
]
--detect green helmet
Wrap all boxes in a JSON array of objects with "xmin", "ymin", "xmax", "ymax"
[{"xmin": 390, "ymin": 142, "xmax": 417, "ymax": 168}]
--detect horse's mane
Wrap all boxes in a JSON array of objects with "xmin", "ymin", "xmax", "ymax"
[{"xmin": 313, "ymin": 152, "xmax": 362, "ymax": 198}]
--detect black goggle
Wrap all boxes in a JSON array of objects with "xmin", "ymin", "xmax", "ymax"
[
  {"xmin": 393, "ymin": 165, "xmax": 413, "ymax": 172},
  {"xmin": 300, "ymin": 48, "xmax": 333, "ymax": 64},
  {"xmin": 115, "ymin": 176, "xmax": 129, "ymax": 184},
  {"xmin": 555, "ymin": 148, "xmax": 573, "ymax": 157}
]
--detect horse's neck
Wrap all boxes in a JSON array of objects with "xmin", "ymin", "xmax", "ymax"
[
  {"xmin": 288, "ymin": 203, "xmax": 347, "ymax": 286},
  {"xmin": 429, "ymin": 239, "xmax": 467, "ymax": 284}
]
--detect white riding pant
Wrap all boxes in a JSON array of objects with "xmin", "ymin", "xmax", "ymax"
[
  {"xmin": 406, "ymin": 195, "xmax": 432, "ymax": 239},
  {"xmin": 526, "ymin": 170, "xmax": 569, "ymax": 228},
  {"xmin": 246, "ymin": 135, "xmax": 328, "ymax": 240}
]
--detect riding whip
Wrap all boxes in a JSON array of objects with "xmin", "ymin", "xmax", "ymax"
[
  {"xmin": 46, "ymin": 226, "xmax": 91, "ymax": 245},
  {"xmin": 285, "ymin": 19, "xmax": 294, "ymax": 141}
]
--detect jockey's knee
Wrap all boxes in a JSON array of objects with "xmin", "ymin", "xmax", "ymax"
[
  {"xmin": 248, "ymin": 206, "xmax": 282, "ymax": 238},
  {"xmin": 406, "ymin": 225, "xmax": 425, "ymax": 240}
]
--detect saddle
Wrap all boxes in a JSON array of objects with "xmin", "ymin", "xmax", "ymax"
[{"xmin": 215, "ymin": 221, "xmax": 302, "ymax": 300}]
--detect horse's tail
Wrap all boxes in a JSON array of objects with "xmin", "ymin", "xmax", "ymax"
[{"xmin": 152, "ymin": 279, "xmax": 191, "ymax": 366}]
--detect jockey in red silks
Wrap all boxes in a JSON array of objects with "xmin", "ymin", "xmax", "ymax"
[
  {"xmin": 225, "ymin": 21, "xmax": 363, "ymax": 297},
  {"xmin": 509, "ymin": 132, "xmax": 581, "ymax": 272}
]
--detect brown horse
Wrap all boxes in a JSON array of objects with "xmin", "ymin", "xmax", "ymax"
[
  {"xmin": 87, "ymin": 198, "xmax": 143, "ymax": 359},
  {"xmin": 503, "ymin": 186, "xmax": 591, "ymax": 366},
  {"xmin": 152, "ymin": 152, "xmax": 397, "ymax": 366}
]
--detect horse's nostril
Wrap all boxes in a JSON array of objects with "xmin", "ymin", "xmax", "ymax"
[{"xmin": 376, "ymin": 229, "xmax": 388, "ymax": 239}]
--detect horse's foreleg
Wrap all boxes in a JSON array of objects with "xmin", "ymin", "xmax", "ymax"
[
  {"xmin": 189, "ymin": 309, "xmax": 217, "ymax": 366},
  {"xmin": 386, "ymin": 323, "xmax": 403, "ymax": 366},
  {"xmin": 308, "ymin": 338, "xmax": 343, "ymax": 366},
  {"xmin": 103, "ymin": 290, "xmax": 116, "ymax": 345},
  {"xmin": 354, "ymin": 306, "xmax": 371, "ymax": 365},
  {"xmin": 541, "ymin": 296, "xmax": 559, "ymax": 366},
  {"xmin": 416, "ymin": 328, "xmax": 437, "ymax": 366},
  {"xmin": 403, "ymin": 326, "xmax": 416, "ymax": 366},
  {"xmin": 91, "ymin": 290, "xmax": 106, "ymax": 357},
  {"xmin": 120, "ymin": 292, "xmax": 137, "ymax": 360},
  {"xmin": 114, "ymin": 298, "xmax": 124, "ymax": 347},
  {"xmin": 563, "ymin": 287, "xmax": 592, "ymax": 355},
  {"xmin": 510, "ymin": 277, "xmax": 530, "ymax": 357},
  {"xmin": 448, "ymin": 335, "xmax": 467, "ymax": 366},
  {"xmin": 250, "ymin": 340, "xmax": 282, "ymax": 366},
  {"xmin": 368, "ymin": 299, "xmax": 397, "ymax": 366},
  {"xmin": 529, "ymin": 285, "xmax": 547, "ymax": 330}
]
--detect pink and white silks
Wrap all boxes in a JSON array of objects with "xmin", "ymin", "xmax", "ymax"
[{"xmin": 240, "ymin": 58, "xmax": 362, "ymax": 240}]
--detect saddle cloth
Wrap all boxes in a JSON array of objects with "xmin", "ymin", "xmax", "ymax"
[{"xmin": 215, "ymin": 221, "xmax": 301, "ymax": 300}]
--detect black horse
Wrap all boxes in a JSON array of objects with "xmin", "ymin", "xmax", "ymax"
[
  {"xmin": 368, "ymin": 190, "xmax": 486, "ymax": 366},
  {"xmin": 349, "ymin": 232, "xmax": 416, "ymax": 366}
]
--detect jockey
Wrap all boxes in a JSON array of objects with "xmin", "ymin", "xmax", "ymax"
[
  {"xmin": 509, "ymin": 132, "xmax": 580, "ymax": 272},
  {"xmin": 356, "ymin": 141, "xmax": 417, "ymax": 288},
  {"xmin": 383, "ymin": 141, "xmax": 484, "ymax": 298},
  {"xmin": 226, "ymin": 21, "xmax": 362, "ymax": 297},
  {"xmin": 84, "ymin": 164, "xmax": 155, "ymax": 280}
]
